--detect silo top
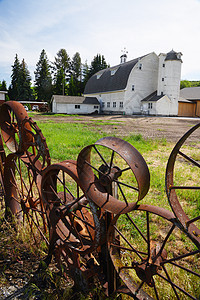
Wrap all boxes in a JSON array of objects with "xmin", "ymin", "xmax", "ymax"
[{"xmin": 165, "ymin": 50, "xmax": 182, "ymax": 62}]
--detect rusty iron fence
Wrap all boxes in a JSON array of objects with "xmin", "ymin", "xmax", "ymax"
[{"xmin": 0, "ymin": 101, "xmax": 199, "ymax": 299}]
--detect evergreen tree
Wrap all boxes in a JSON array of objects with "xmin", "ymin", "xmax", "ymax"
[
  {"xmin": 88, "ymin": 54, "xmax": 109, "ymax": 78},
  {"xmin": 53, "ymin": 49, "xmax": 70, "ymax": 95},
  {"xmin": 35, "ymin": 49, "xmax": 53, "ymax": 102},
  {"xmin": 69, "ymin": 52, "xmax": 83, "ymax": 95},
  {"xmin": 54, "ymin": 68, "xmax": 66, "ymax": 95},
  {"xmin": 71, "ymin": 52, "xmax": 81, "ymax": 81},
  {"xmin": 0, "ymin": 80, "xmax": 7, "ymax": 91},
  {"xmin": 17, "ymin": 59, "xmax": 33, "ymax": 100},
  {"xmin": 68, "ymin": 75, "xmax": 77, "ymax": 96},
  {"xmin": 8, "ymin": 54, "xmax": 21, "ymax": 100},
  {"xmin": 82, "ymin": 60, "xmax": 90, "ymax": 84}
]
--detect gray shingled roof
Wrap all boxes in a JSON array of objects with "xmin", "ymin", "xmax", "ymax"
[
  {"xmin": 165, "ymin": 50, "xmax": 182, "ymax": 62},
  {"xmin": 52, "ymin": 95, "xmax": 99, "ymax": 104},
  {"xmin": 84, "ymin": 54, "xmax": 148, "ymax": 94},
  {"xmin": 141, "ymin": 91, "xmax": 164, "ymax": 102},
  {"xmin": 180, "ymin": 87, "xmax": 200, "ymax": 100}
]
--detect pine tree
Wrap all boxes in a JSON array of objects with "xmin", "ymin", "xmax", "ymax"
[
  {"xmin": 70, "ymin": 52, "xmax": 83, "ymax": 95},
  {"xmin": 8, "ymin": 54, "xmax": 21, "ymax": 100},
  {"xmin": 53, "ymin": 49, "xmax": 70, "ymax": 95},
  {"xmin": 88, "ymin": 54, "xmax": 109, "ymax": 78},
  {"xmin": 0, "ymin": 80, "xmax": 7, "ymax": 91},
  {"xmin": 71, "ymin": 52, "xmax": 81, "ymax": 81},
  {"xmin": 17, "ymin": 59, "xmax": 33, "ymax": 100},
  {"xmin": 68, "ymin": 75, "xmax": 76, "ymax": 96},
  {"xmin": 35, "ymin": 49, "xmax": 53, "ymax": 102}
]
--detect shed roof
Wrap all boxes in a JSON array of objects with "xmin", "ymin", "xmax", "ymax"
[
  {"xmin": 141, "ymin": 91, "xmax": 164, "ymax": 102},
  {"xmin": 180, "ymin": 87, "xmax": 200, "ymax": 100},
  {"xmin": 0, "ymin": 91, "xmax": 8, "ymax": 94},
  {"xmin": 84, "ymin": 54, "xmax": 149, "ymax": 94},
  {"xmin": 52, "ymin": 95, "xmax": 99, "ymax": 105}
]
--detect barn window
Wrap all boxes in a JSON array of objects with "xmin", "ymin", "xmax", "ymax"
[
  {"xmin": 107, "ymin": 102, "xmax": 110, "ymax": 108},
  {"xmin": 94, "ymin": 105, "xmax": 98, "ymax": 109},
  {"xmin": 162, "ymin": 78, "xmax": 164, "ymax": 81},
  {"xmin": 120, "ymin": 102, "xmax": 123, "ymax": 108},
  {"xmin": 97, "ymin": 72, "xmax": 103, "ymax": 79},
  {"xmin": 110, "ymin": 67, "xmax": 119, "ymax": 76},
  {"xmin": 132, "ymin": 85, "xmax": 135, "ymax": 91},
  {"xmin": 139, "ymin": 63, "xmax": 142, "ymax": 70},
  {"xmin": 113, "ymin": 102, "xmax": 116, "ymax": 108},
  {"xmin": 163, "ymin": 64, "xmax": 165, "ymax": 67},
  {"xmin": 75, "ymin": 105, "xmax": 80, "ymax": 109},
  {"xmin": 148, "ymin": 103, "xmax": 153, "ymax": 109},
  {"xmin": 102, "ymin": 102, "xmax": 105, "ymax": 108}
]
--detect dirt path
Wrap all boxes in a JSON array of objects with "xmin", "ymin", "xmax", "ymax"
[{"xmin": 32, "ymin": 113, "xmax": 200, "ymax": 143}]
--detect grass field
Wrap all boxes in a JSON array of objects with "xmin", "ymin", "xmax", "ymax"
[{"xmin": 0, "ymin": 114, "xmax": 200, "ymax": 299}]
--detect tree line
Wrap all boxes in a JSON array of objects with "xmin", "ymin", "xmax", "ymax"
[
  {"xmin": 180, "ymin": 80, "xmax": 200, "ymax": 89},
  {"xmin": 0, "ymin": 50, "xmax": 109, "ymax": 103}
]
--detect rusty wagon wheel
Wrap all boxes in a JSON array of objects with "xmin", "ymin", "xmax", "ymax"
[
  {"xmin": 0, "ymin": 101, "xmax": 31, "ymax": 153},
  {"xmin": 108, "ymin": 204, "xmax": 200, "ymax": 300},
  {"xmin": 4, "ymin": 152, "xmax": 49, "ymax": 249},
  {"xmin": 41, "ymin": 160, "xmax": 102, "ymax": 256},
  {"xmin": 166, "ymin": 123, "xmax": 200, "ymax": 248},
  {"xmin": 21, "ymin": 117, "xmax": 51, "ymax": 174},
  {"xmin": 77, "ymin": 137, "xmax": 150, "ymax": 214},
  {"xmin": 53, "ymin": 240, "xmax": 103, "ymax": 293},
  {"xmin": 0, "ymin": 132, "xmax": 6, "ymax": 209}
]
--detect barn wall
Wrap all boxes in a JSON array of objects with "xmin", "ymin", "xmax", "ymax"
[
  {"xmin": 178, "ymin": 102, "xmax": 196, "ymax": 117},
  {"xmin": 52, "ymin": 102, "xmax": 99, "ymax": 114},
  {"xmin": 195, "ymin": 101, "xmax": 200, "ymax": 117}
]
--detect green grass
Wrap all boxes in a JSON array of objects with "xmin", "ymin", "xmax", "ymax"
[{"xmin": 1, "ymin": 115, "xmax": 200, "ymax": 299}]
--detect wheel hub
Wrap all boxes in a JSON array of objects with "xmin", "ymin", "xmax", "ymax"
[{"xmin": 132, "ymin": 243, "xmax": 167, "ymax": 287}]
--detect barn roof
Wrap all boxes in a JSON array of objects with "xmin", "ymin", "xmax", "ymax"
[
  {"xmin": 52, "ymin": 95, "xmax": 99, "ymax": 104},
  {"xmin": 84, "ymin": 54, "xmax": 149, "ymax": 94},
  {"xmin": 180, "ymin": 87, "xmax": 200, "ymax": 100},
  {"xmin": 141, "ymin": 91, "xmax": 164, "ymax": 102}
]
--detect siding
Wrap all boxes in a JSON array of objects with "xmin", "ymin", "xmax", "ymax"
[{"xmin": 178, "ymin": 102, "xmax": 196, "ymax": 117}]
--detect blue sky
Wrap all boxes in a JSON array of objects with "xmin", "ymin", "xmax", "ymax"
[{"xmin": 0, "ymin": 0, "xmax": 200, "ymax": 86}]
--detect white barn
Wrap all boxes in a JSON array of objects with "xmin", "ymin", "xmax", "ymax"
[
  {"xmin": 84, "ymin": 50, "xmax": 182, "ymax": 116},
  {"xmin": 51, "ymin": 95, "xmax": 100, "ymax": 114}
]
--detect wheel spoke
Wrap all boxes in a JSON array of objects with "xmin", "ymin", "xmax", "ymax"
[
  {"xmin": 114, "ymin": 179, "xmax": 139, "ymax": 191},
  {"xmin": 113, "ymin": 225, "xmax": 144, "ymax": 260},
  {"xmin": 93, "ymin": 145, "xmax": 109, "ymax": 168},
  {"xmin": 157, "ymin": 273, "xmax": 197, "ymax": 300},
  {"xmin": 179, "ymin": 150, "xmax": 200, "ymax": 168}
]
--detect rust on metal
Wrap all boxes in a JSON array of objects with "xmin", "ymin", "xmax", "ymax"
[
  {"xmin": 77, "ymin": 136, "xmax": 150, "ymax": 214},
  {"xmin": 166, "ymin": 122, "xmax": 200, "ymax": 248},
  {"xmin": 0, "ymin": 101, "xmax": 32, "ymax": 153},
  {"xmin": 0, "ymin": 101, "xmax": 199, "ymax": 298}
]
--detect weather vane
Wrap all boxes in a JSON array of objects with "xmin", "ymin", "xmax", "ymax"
[{"xmin": 121, "ymin": 47, "xmax": 128, "ymax": 55}]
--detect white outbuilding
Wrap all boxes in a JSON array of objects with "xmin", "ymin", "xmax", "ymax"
[
  {"xmin": 84, "ymin": 50, "xmax": 182, "ymax": 116},
  {"xmin": 51, "ymin": 95, "xmax": 100, "ymax": 114},
  {"xmin": 0, "ymin": 91, "xmax": 7, "ymax": 104}
]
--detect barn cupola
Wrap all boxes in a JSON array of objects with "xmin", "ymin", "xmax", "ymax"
[
  {"xmin": 120, "ymin": 53, "xmax": 127, "ymax": 64},
  {"xmin": 120, "ymin": 48, "xmax": 128, "ymax": 64}
]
